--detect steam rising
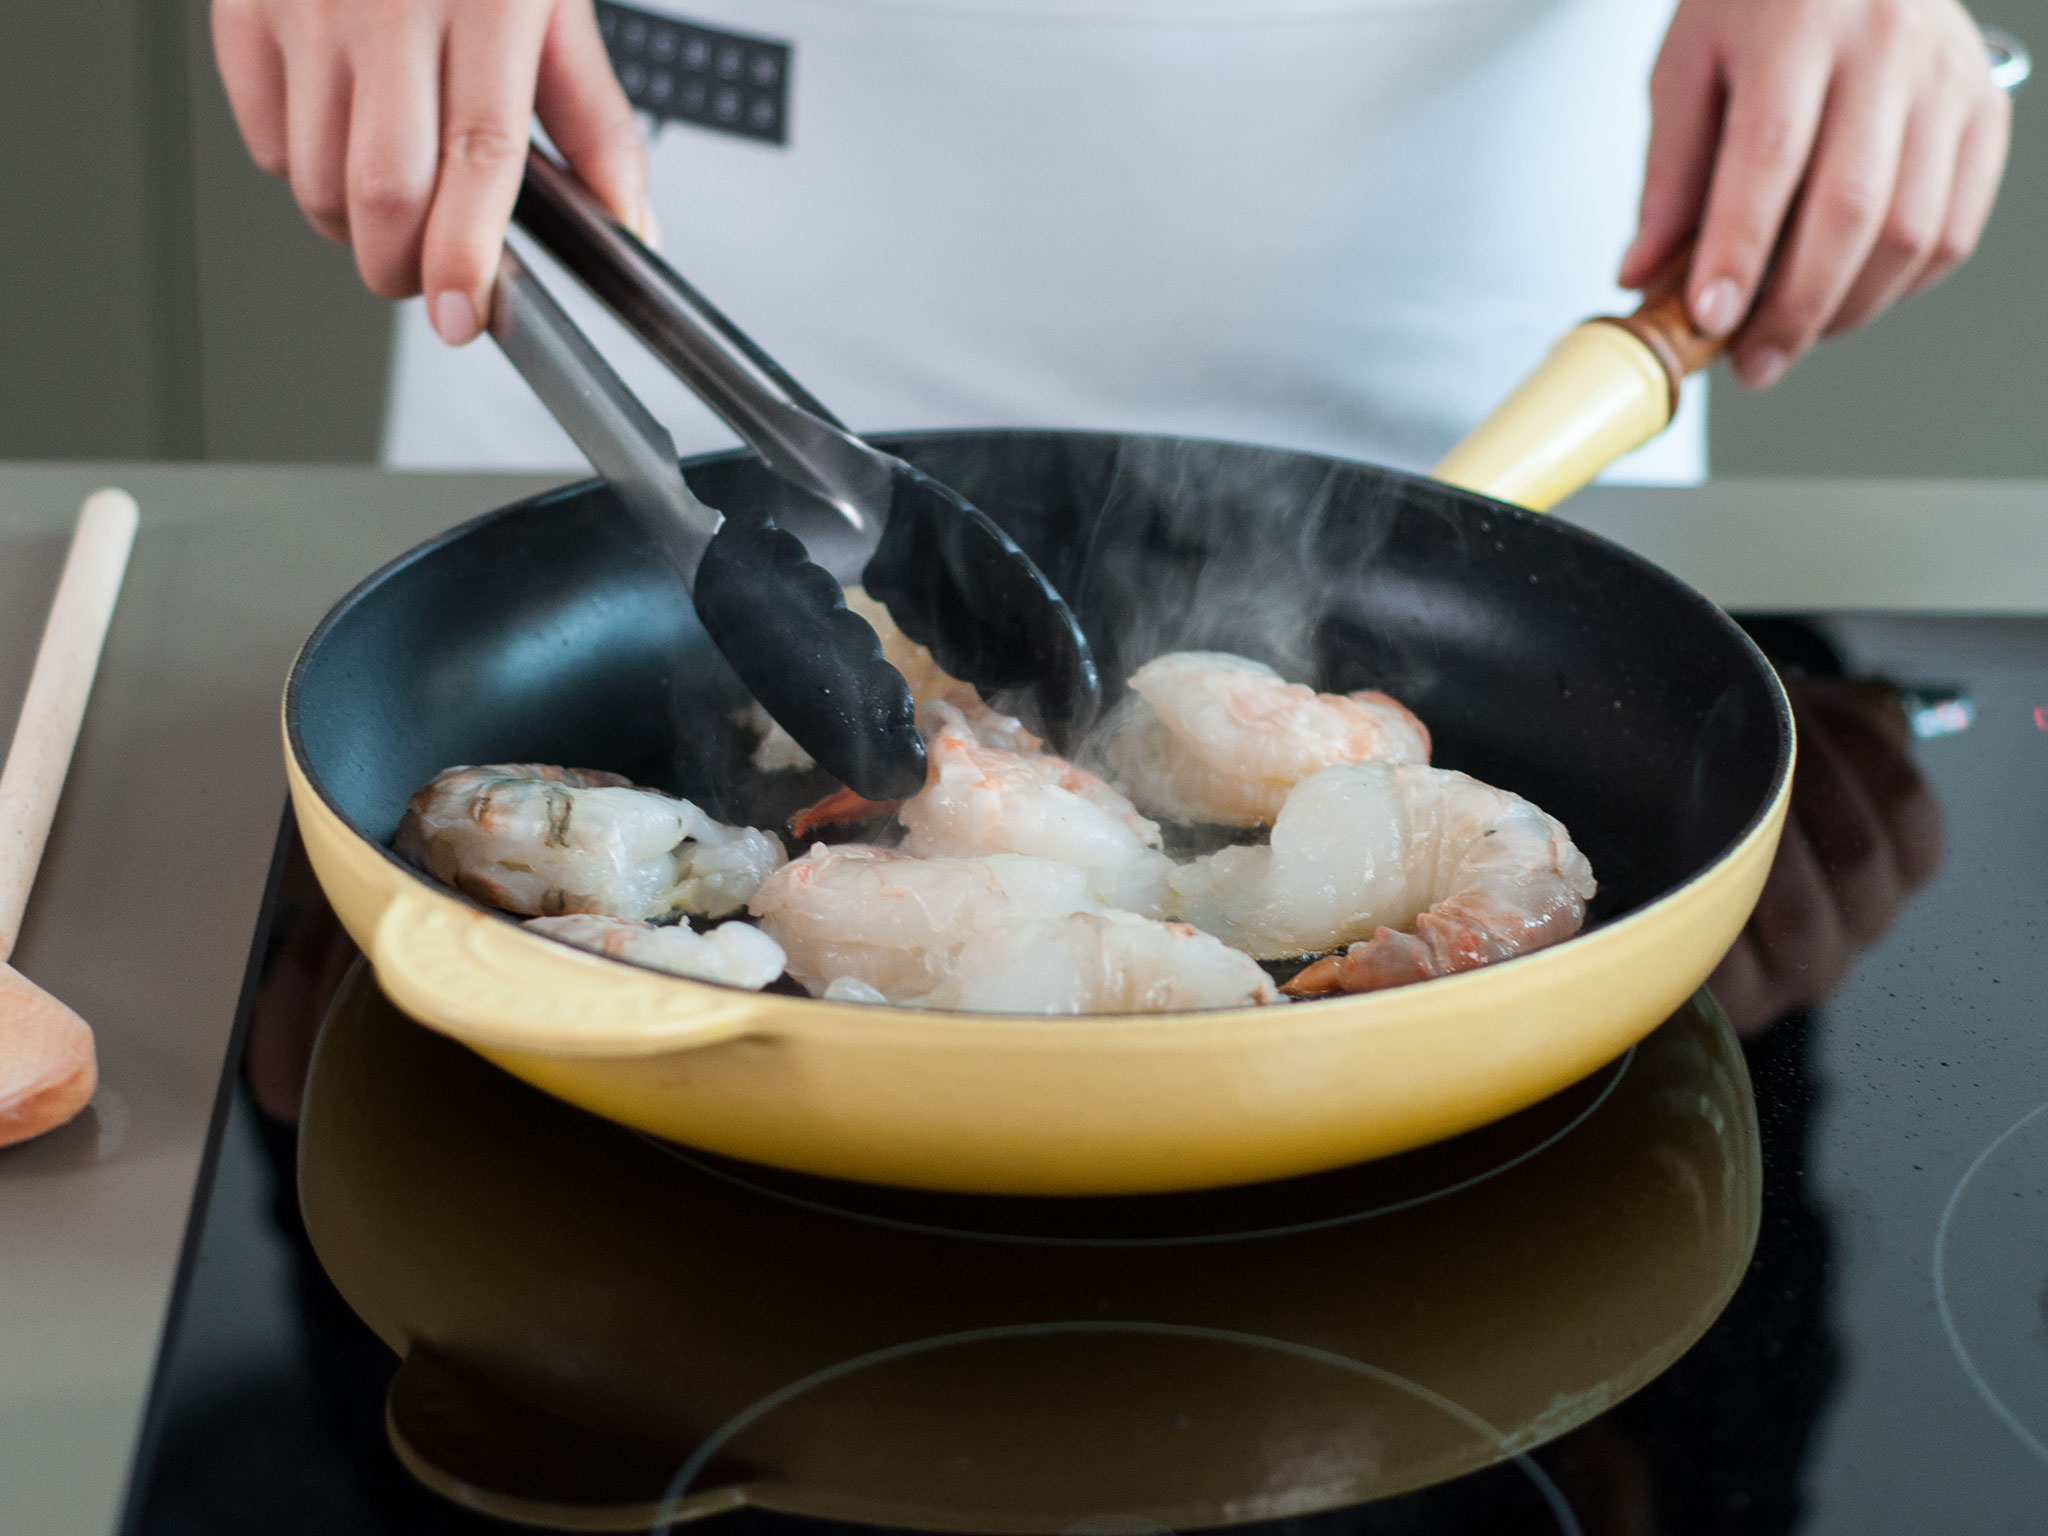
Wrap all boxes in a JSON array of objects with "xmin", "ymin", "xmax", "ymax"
[
  {"xmin": 1074, "ymin": 438, "xmax": 1397, "ymax": 678},
  {"xmin": 1031, "ymin": 436, "xmax": 1445, "ymax": 775}
]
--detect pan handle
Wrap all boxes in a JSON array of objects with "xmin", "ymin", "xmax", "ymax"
[
  {"xmin": 368, "ymin": 888, "xmax": 761, "ymax": 1060},
  {"xmin": 1430, "ymin": 243, "xmax": 1716, "ymax": 512}
]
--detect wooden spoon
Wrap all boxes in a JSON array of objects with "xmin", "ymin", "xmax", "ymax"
[{"xmin": 0, "ymin": 489, "xmax": 138, "ymax": 1148}]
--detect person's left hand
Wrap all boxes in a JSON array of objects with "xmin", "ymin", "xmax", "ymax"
[{"xmin": 1620, "ymin": 0, "xmax": 2012, "ymax": 389}]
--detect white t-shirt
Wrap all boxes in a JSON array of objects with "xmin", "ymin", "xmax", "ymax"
[{"xmin": 384, "ymin": 0, "xmax": 1704, "ymax": 483}]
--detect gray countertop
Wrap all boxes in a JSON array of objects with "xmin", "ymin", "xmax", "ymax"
[
  {"xmin": 0, "ymin": 466, "xmax": 563, "ymax": 1536},
  {"xmin": 1, "ymin": 464, "xmax": 2044, "ymax": 1535}
]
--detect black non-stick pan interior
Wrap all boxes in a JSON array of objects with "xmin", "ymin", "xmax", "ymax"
[{"xmin": 290, "ymin": 430, "xmax": 1789, "ymax": 927}]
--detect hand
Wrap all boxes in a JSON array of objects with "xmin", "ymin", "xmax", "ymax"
[
  {"xmin": 1620, "ymin": 0, "xmax": 2011, "ymax": 389},
  {"xmin": 1709, "ymin": 677, "xmax": 1945, "ymax": 1035},
  {"xmin": 212, "ymin": 0, "xmax": 651, "ymax": 345}
]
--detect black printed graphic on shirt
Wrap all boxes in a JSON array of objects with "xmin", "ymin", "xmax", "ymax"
[{"xmin": 596, "ymin": 2, "xmax": 791, "ymax": 145}]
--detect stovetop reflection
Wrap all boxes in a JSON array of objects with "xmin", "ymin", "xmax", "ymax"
[
  {"xmin": 303, "ymin": 946, "xmax": 1754, "ymax": 1532},
  {"xmin": 127, "ymin": 614, "xmax": 2002, "ymax": 1535}
]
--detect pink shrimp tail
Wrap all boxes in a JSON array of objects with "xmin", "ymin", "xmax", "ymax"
[
  {"xmin": 790, "ymin": 788, "xmax": 904, "ymax": 839},
  {"xmin": 1281, "ymin": 898, "xmax": 1577, "ymax": 997},
  {"xmin": 1283, "ymin": 927, "xmax": 1437, "ymax": 995}
]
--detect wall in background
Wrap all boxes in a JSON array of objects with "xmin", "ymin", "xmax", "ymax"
[
  {"xmin": 1712, "ymin": 0, "xmax": 2048, "ymax": 476},
  {"xmin": 0, "ymin": 0, "xmax": 2041, "ymax": 469},
  {"xmin": 178, "ymin": 0, "xmax": 392, "ymax": 463},
  {"xmin": 0, "ymin": 0, "xmax": 387, "ymax": 463},
  {"xmin": 0, "ymin": 0, "xmax": 196, "ymax": 459}
]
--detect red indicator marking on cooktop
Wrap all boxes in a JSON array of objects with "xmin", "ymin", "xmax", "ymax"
[{"xmin": 2035, "ymin": 706, "xmax": 2048, "ymax": 731}]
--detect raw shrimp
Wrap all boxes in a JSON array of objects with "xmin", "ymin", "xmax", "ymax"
[
  {"xmin": 898, "ymin": 703, "xmax": 1175, "ymax": 915},
  {"xmin": 748, "ymin": 844, "xmax": 1095, "ymax": 1000},
  {"xmin": 397, "ymin": 764, "xmax": 786, "ymax": 921},
  {"xmin": 774, "ymin": 696, "xmax": 1048, "ymax": 843},
  {"xmin": 912, "ymin": 910, "xmax": 1285, "ymax": 1014},
  {"xmin": 1168, "ymin": 762, "xmax": 1595, "ymax": 991},
  {"xmin": 1104, "ymin": 651, "xmax": 1431, "ymax": 826},
  {"xmin": 525, "ymin": 914, "xmax": 788, "ymax": 990},
  {"xmin": 783, "ymin": 702, "xmax": 1169, "ymax": 912}
]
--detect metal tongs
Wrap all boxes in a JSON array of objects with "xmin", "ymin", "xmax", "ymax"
[
  {"xmin": 490, "ymin": 246, "xmax": 923, "ymax": 798},
  {"xmin": 492, "ymin": 146, "xmax": 1100, "ymax": 797}
]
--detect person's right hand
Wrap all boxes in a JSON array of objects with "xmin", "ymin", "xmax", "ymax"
[{"xmin": 213, "ymin": 0, "xmax": 651, "ymax": 346}]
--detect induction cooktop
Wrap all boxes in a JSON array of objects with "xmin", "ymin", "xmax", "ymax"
[{"xmin": 115, "ymin": 615, "xmax": 2048, "ymax": 1535}]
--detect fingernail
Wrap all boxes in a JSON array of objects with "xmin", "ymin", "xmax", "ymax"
[
  {"xmin": 1692, "ymin": 278, "xmax": 1743, "ymax": 338},
  {"xmin": 432, "ymin": 290, "xmax": 479, "ymax": 346},
  {"xmin": 1744, "ymin": 347, "xmax": 1789, "ymax": 389},
  {"xmin": 639, "ymin": 198, "xmax": 662, "ymax": 251}
]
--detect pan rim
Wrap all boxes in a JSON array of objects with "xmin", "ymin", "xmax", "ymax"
[{"xmin": 285, "ymin": 431, "xmax": 1794, "ymax": 1030}]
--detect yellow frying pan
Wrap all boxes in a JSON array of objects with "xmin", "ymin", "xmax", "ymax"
[{"xmin": 286, "ymin": 273, "xmax": 1788, "ymax": 1195}]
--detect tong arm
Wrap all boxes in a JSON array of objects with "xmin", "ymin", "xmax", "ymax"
[
  {"xmin": 515, "ymin": 147, "xmax": 893, "ymax": 541},
  {"xmin": 489, "ymin": 246, "xmax": 723, "ymax": 586}
]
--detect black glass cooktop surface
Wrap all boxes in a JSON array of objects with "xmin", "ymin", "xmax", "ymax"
[{"xmin": 118, "ymin": 616, "xmax": 2048, "ymax": 1536}]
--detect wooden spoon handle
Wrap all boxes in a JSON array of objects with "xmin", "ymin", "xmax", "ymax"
[{"xmin": 0, "ymin": 490, "xmax": 139, "ymax": 964}]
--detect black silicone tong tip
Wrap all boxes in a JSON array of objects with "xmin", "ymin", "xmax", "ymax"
[
  {"xmin": 861, "ymin": 465, "xmax": 1102, "ymax": 752},
  {"xmin": 695, "ymin": 513, "xmax": 927, "ymax": 802}
]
